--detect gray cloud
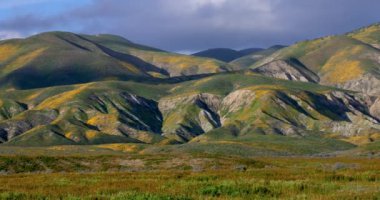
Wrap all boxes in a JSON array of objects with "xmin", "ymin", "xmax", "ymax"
[{"xmin": 1, "ymin": 0, "xmax": 380, "ymax": 52}]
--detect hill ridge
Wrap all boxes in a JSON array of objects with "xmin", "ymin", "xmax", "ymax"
[{"xmin": 1, "ymin": 24, "xmax": 380, "ymax": 152}]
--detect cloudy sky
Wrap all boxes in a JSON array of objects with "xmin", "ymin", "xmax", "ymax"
[{"xmin": 1, "ymin": 0, "xmax": 380, "ymax": 53}]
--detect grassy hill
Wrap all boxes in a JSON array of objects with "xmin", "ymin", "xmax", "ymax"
[
  {"xmin": 348, "ymin": 23, "xmax": 380, "ymax": 49},
  {"xmin": 0, "ymin": 71, "xmax": 376, "ymax": 153},
  {"xmin": 251, "ymin": 24, "xmax": 380, "ymax": 96},
  {"xmin": 81, "ymin": 34, "xmax": 232, "ymax": 77},
  {"xmin": 230, "ymin": 45, "xmax": 286, "ymax": 70},
  {"xmin": 0, "ymin": 32, "xmax": 230, "ymax": 89},
  {"xmin": 0, "ymin": 32, "xmax": 164, "ymax": 89},
  {"xmin": 0, "ymin": 25, "xmax": 380, "ymax": 155}
]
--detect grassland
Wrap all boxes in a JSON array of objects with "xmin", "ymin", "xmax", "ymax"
[
  {"xmin": 0, "ymin": 150, "xmax": 378, "ymax": 199},
  {"xmin": 0, "ymin": 143, "xmax": 378, "ymax": 199}
]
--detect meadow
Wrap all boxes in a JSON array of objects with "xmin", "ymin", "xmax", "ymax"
[{"xmin": 0, "ymin": 146, "xmax": 378, "ymax": 200}]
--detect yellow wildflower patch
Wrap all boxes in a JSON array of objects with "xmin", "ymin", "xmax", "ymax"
[
  {"xmin": 87, "ymin": 113, "xmax": 119, "ymax": 134},
  {"xmin": 322, "ymin": 60, "xmax": 363, "ymax": 84},
  {"xmin": 349, "ymin": 25, "xmax": 380, "ymax": 44},
  {"xmin": 96, "ymin": 143, "xmax": 140, "ymax": 152},
  {"xmin": 1, "ymin": 48, "xmax": 46, "ymax": 75},
  {"xmin": 321, "ymin": 46, "xmax": 365, "ymax": 84},
  {"xmin": 0, "ymin": 44, "xmax": 19, "ymax": 62},
  {"xmin": 343, "ymin": 133, "xmax": 380, "ymax": 146},
  {"xmin": 36, "ymin": 84, "xmax": 89, "ymax": 109},
  {"xmin": 85, "ymin": 130, "xmax": 100, "ymax": 140}
]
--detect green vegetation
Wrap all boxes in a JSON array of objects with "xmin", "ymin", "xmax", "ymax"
[
  {"xmin": 252, "ymin": 25, "xmax": 380, "ymax": 87},
  {"xmin": 0, "ymin": 71, "xmax": 359, "ymax": 148},
  {"xmin": 0, "ymin": 25, "xmax": 379, "ymax": 155},
  {"xmin": 230, "ymin": 45, "xmax": 286, "ymax": 70},
  {"xmin": 80, "ymin": 33, "xmax": 231, "ymax": 77},
  {"xmin": 0, "ymin": 31, "xmax": 230, "ymax": 89},
  {"xmin": 348, "ymin": 23, "xmax": 380, "ymax": 46},
  {"xmin": 0, "ymin": 153, "xmax": 378, "ymax": 199},
  {"xmin": 0, "ymin": 24, "xmax": 380, "ymax": 199}
]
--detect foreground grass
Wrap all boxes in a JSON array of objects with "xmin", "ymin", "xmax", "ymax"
[{"xmin": 0, "ymin": 156, "xmax": 379, "ymax": 199}]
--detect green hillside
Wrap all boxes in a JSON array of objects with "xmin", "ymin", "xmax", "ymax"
[
  {"xmin": 0, "ymin": 32, "xmax": 230, "ymax": 89},
  {"xmin": 0, "ymin": 32, "xmax": 163, "ymax": 89},
  {"xmin": 0, "ymin": 71, "xmax": 376, "ymax": 153},
  {"xmin": 0, "ymin": 25, "xmax": 380, "ymax": 155},
  {"xmin": 81, "ymin": 34, "xmax": 232, "ymax": 77},
  {"xmin": 251, "ymin": 25, "xmax": 380, "ymax": 95},
  {"xmin": 348, "ymin": 23, "xmax": 380, "ymax": 48},
  {"xmin": 230, "ymin": 45, "xmax": 286, "ymax": 70}
]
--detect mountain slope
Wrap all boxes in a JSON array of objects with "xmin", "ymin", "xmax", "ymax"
[
  {"xmin": 1, "ymin": 25, "xmax": 380, "ymax": 154},
  {"xmin": 230, "ymin": 45, "xmax": 286, "ymax": 70},
  {"xmin": 252, "ymin": 25, "xmax": 380, "ymax": 96},
  {"xmin": 0, "ymin": 72, "xmax": 378, "ymax": 147},
  {"xmin": 0, "ymin": 32, "xmax": 166, "ymax": 89},
  {"xmin": 348, "ymin": 23, "xmax": 380, "ymax": 49},
  {"xmin": 0, "ymin": 81, "xmax": 171, "ymax": 146},
  {"xmin": 0, "ymin": 32, "xmax": 231, "ymax": 89},
  {"xmin": 81, "ymin": 34, "xmax": 231, "ymax": 77},
  {"xmin": 251, "ymin": 58, "xmax": 319, "ymax": 83}
]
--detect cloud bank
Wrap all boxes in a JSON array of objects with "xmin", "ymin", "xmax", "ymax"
[{"xmin": 1, "ymin": 0, "xmax": 380, "ymax": 52}]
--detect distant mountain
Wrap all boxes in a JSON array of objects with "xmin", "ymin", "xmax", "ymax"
[
  {"xmin": 192, "ymin": 46, "xmax": 286, "ymax": 64},
  {"xmin": 239, "ymin": 48, "xmax": 264, "ymax": 55},
  {"xmin": 1, "ymin": 24, "xmax": 380, "ymax": 154},
  {"xmin": 192, "ymin": 48, "xmax": 243, "ymax": 62},
  {"xmin": 192, "ymin": 47, "xmax": 264, "ymax": 62}
]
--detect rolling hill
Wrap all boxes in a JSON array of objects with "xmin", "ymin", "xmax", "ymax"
[
  {"xmin": 80, "ymin": 34, "xmax": 231, "ymax": 77},
  {"xmin": 0, "ymin": 24, "xmax": 380, "ymax": 156},
  {"xmin": 0, "ymin": 32, "xmax": 231, "ymax": 89},
  {"xmin": 252, "ymin": 24, "xmax": 380, "ymax": 95},
  {"xmin": 0, "ymin": 71, "xmax": 378, "ymax": 151}
]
